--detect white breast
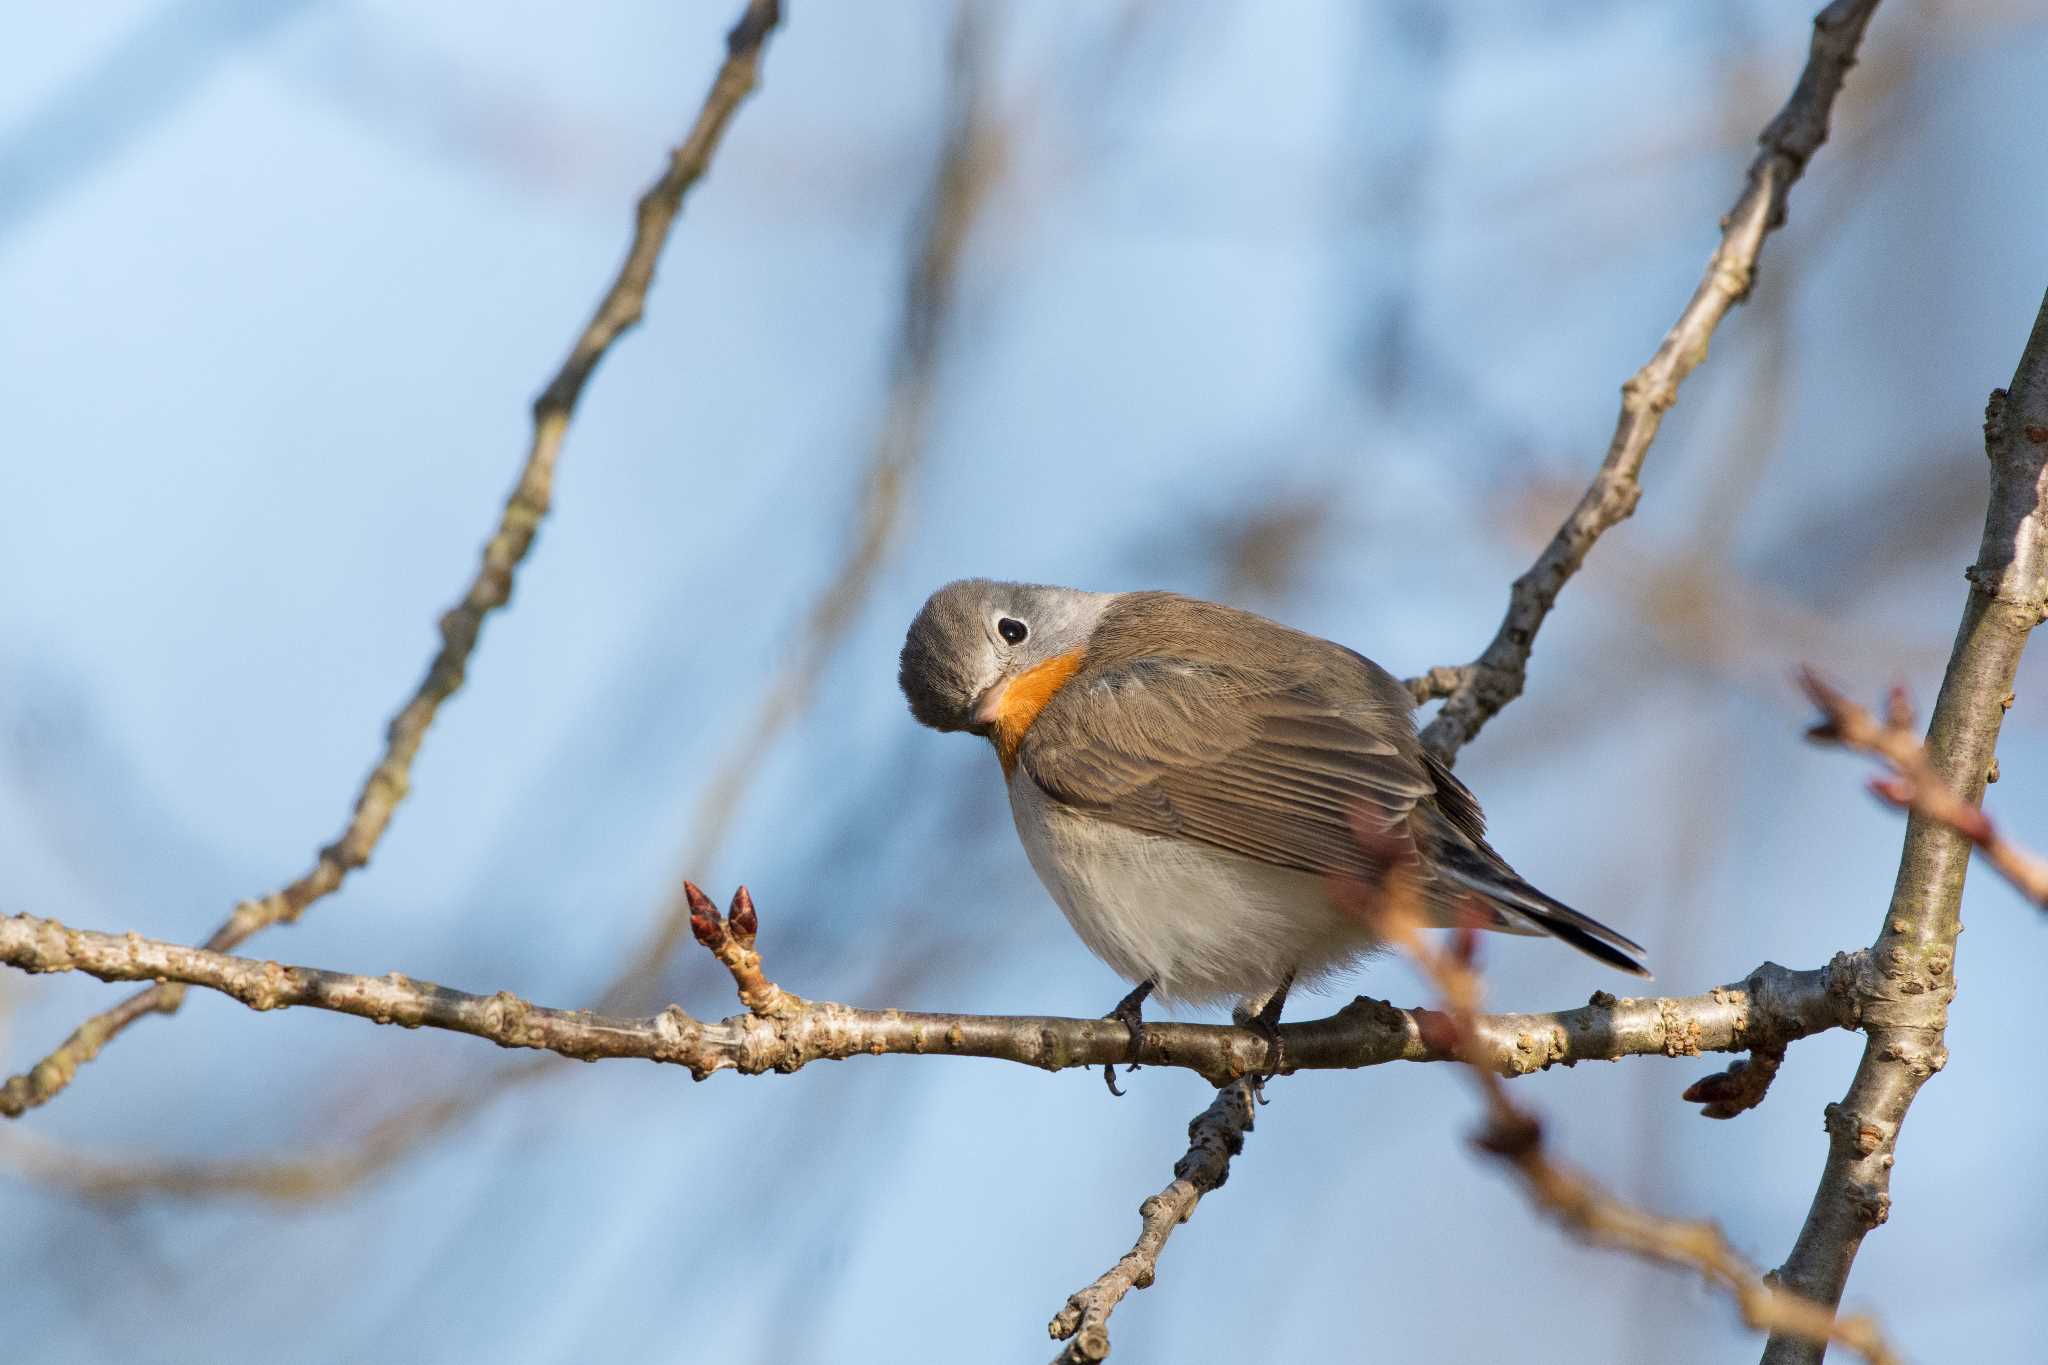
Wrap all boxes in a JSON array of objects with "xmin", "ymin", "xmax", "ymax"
[{"xmin": 1007, "ymin": 767, "xmax": 1383, "ymax": 1007}]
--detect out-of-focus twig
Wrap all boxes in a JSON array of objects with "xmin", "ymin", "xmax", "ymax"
[
  {"xmin": 1762, "ymin": 288, "xmax": 2048, "ymax": 1365},
  {"xmin": 0, "ymin": 905, "xmax": 1863, "ymax": 1090},
  {"xmin": 605, "ymin": 5, "xmax": 1003, "ymax": 1012},
  {"xmin": 1045, "ymin": 1081, "xmax": 1257, "ymax": 1365},
  {"xmin": 1800, "ymin": 669, "xmax": 2048, "ymax": 909},
  {"xmin": 1361, "ymin": 881, "xmax": 1899, "ymax": 1365},
  {"xmin": 1415, "ymin": 0, "xmax": 1882, "ymax": 763},
  {"xmin": 7, "ymin": 1, "xmax": 1013, "ymax": 1199},
  {"xmin": 0, "ymin": 1088, "xmax": 498, "ymax": 1202},
  {"xmin": 0, "ymin": 0, "xmax": 786, "ymax": 1121}
]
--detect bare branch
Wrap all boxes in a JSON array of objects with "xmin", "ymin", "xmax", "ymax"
[
  {"xmin": 1415, "ymin": 0, "xmax": 1882, "ymax": 763},
  {"xmin": 0, "ymin": 907, "xmax": 1861, "ymax": 1089},
  {"xmin": 1762, "ymin": 282, "xmax": 2048, "ymax": 1363},
  {"xmin": 1365, "ymin": 888, "xmax": 1899, "ymax": 1365},
  {"xmin": 1800, "ymin": 669, "xmax": 2048, "ymax": 909},
  {"xmin": 1046, "ymin": 1081, "xmax": 1257, "ymax": 1365},
  {"xmin": 0, "ymin": 0, "xmax": 785, "ymax": 1122},
  {"xmin": 0, "ymin": 1085, "xmax": 512, "ymax": 1202}
]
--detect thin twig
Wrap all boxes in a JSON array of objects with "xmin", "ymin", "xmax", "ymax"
[
  {"xmin": 1045, "ymin": 1081, "xmax": 1258, "ymax": 1365},
  {"xmin": 0, "ymin": 907, "xmax": 1862, "ymax": 1090},
  {"xmin": 0, "ymin": 0, "xmax": 786, "ymax": 1122},
  {"xmin": 1364, "ymin": 883, "xmax": 1899, "ymax": 1365},
  {"xmin": 1800, "ymin": 670, "xmax": 2048, "ymax": 909},
  {"xmin": 1415, "ymin": 0, "xmax": 1883, "ymax": 763},
  {"xmin": 1762, "ymin": 283, "xmax": 2048, "ymax": 1363}
]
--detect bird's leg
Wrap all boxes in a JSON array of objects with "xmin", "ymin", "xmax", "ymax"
[
  {"xmin": 1101, "ymin": 979, "xmax": 1155, "ymax": 1097},
  {"xmin": 1234, "ymin": 973, "xmax": 1294, "ymax": 1102}
]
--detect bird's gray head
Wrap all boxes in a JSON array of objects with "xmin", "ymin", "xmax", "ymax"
[{"xmin": 898, "ymin": 579, "xmax": 1113, "ymax": 734}]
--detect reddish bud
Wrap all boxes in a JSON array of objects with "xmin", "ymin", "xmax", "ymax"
[
  {"xmin": 1682, "ymin": 1072, "xmax": 1739, "ymax": 1105},
  {"xmin": 684, "ymin": 881, "xmax": 724, "ymax": 948},
  {"xmin": 1868, "ymin": 775, "xmax": 1915, "ymax": 808},
  {"xmin": 729, "ymin": 885, "xmax": 758, "ymax": 939}
]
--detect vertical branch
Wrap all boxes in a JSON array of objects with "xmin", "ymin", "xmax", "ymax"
[
  {"xmin": 1761, "ymin": 286, "xmax": 2048, "ymax": 1362},
  {"xmin": 0, "ymin": 0, "xmax": 785, "ymax": 1120}
]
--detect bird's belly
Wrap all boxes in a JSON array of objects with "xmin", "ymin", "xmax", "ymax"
[{"xmin": 1007, "ymin": 770, "xmax": 1381, "ymax": 1006}]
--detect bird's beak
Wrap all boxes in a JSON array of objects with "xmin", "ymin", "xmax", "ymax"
[{"xmin": 968, "ymin": 679, "xmax": 1009, "ymax": 733}]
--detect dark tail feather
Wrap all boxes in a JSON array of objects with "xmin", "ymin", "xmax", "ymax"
[{"xmin": 1439, "ymin": 853, "xmax": 1651, "ymax": 978}]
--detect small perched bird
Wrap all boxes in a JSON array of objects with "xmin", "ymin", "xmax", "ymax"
[{"xmin": 898, "ymin": 580, "xmax": 1647, "ymax": 1078}]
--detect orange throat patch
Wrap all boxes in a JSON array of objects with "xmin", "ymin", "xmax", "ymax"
[{"xmin": 989, "ymin": 649, "xmax": 1086, "ymax": 777}]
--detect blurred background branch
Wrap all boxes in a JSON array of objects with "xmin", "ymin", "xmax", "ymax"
[
  {"xmin": 603, "ymin": 5, "xmax": 1003, "ymax": 1013},
  {"xmin": 1801, "ymin": 669, "xmax": 2048, "ymax": 910},
  {"xmin": 0, "ymin": 0, "xmax": 785, "ymax": 1121},
  {"xmin": 0, "ymin": 0, "xmax": 1015, "ymax": 1204}
]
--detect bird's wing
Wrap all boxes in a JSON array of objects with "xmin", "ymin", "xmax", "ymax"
[{"xmin": 1017, "ymin": 656, "xmax": 1436, "ymax": 884}]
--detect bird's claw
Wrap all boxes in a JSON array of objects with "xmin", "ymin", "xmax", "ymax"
[
  {"xmin": 1237, "ymin": 975, "xmax": 1293, "ymax": 1103},
  {"xmin": 1101, "ymin": 979, "xmax": 1155, "ymax": 1098}
]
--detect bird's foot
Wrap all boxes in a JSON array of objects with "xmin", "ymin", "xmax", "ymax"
[
  {"xmin": 1101, "ymin": 979, "xmax": 1155, "ymax": 1098},
  {"xmin": 1234, "ymin": 975, "xmax": 1293, "ymax": 1104}
]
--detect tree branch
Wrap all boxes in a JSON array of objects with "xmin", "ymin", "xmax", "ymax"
[
  {"xmin": 1415, "ymin": 0, "xmax": 1883, "ymax": 763},
  {"xmin": 1046, "ymin": 1081, "xmax": 1258, "ymax": 1365},
  {"xmin": 1761, "ymin": 283, "xmax": 2048, "ymax": 1363},
  {"xmin": 0, "ymin": 0, "xmax": 785, "ymax": 1121},
  {"xmin": 0, "ymin": 907, "xmax": 1862, "ymax": 1088},
  {"xmin": 1367, "ymin": 891, "xmax": 1899, "ymax": 1365}
]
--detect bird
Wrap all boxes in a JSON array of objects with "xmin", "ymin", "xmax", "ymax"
[{"xmin": 897, "ymin": 579, "xmax": 1648, "ymax": 1087}]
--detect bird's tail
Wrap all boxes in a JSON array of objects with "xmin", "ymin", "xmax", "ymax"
[{"xmin": 1436, "ymin": 844, "xmax": 1651, "ymax": 978}]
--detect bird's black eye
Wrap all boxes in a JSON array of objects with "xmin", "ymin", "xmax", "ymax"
[{"xmin": 997, "ymin": 617, "xmax": 1028, "ymax": 645}]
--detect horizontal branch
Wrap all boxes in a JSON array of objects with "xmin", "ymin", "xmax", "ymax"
[{"xmin": 0, "ymin": 912, "xmax": 1865, "ymax": 1089}]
